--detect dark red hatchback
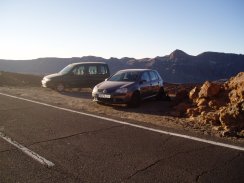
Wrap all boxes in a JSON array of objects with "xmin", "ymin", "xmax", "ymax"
[{"xmin": 92, "ymin": 69, "xmax": 165, "ymax": 107}]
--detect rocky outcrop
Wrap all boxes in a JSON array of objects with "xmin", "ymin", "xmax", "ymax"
[
  {"xmin": 198, "ymin": 81, "xmax": 222, "ymax": 98},
  {"xmin": 184, "ymin": 72, "xmax": 244, "ymax": 137}
]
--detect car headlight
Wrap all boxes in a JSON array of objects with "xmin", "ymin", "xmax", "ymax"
[
  {"xmin": 92, "ymin": 86, "xmax": 98, "ymax": 93},
  {"xmin": 42, "ymin": 77, "xmax": 50, "ymax": 82},
  {"xmin": 115, "ymin": 88, "xmax": 128, "ymax": 94}
]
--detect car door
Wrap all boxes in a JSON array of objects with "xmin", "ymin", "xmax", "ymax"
[
  {"xmin": 86, "ymin": 65, "xmax": 100, "ymax": 87},
  {"xmin": 149, "ymin": 71, "xmax": 160, "ymax": 96},
  {"xmin": 68, "ymin": 65, "xmax": 86, "ymax": 88},
  {"xmin": 139, "ymin": 71, "xmax": 152, "ymax": 99},
  {"xmin": 98, "ymin": 64, "xmax": 110, "ymax": 81}
]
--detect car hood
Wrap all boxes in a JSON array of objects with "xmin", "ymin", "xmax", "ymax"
[
  {"xmin": 44, "ymin": 73, "xmax": 62, "ymax": 79},
  {"xmin": 96, "ymin": 81, "xmax": 134, "ymax": 92}
]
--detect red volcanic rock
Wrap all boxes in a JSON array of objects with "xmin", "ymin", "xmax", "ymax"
[
  {"xmin": 189, "ymin": 86, "xmax": 200, "ymax": 101},
  {"xmin": 196, "ymin": 98, "xmax": 208, "ymax": 107},
  {"xmin": 184, "ymin": 72, "xmax": 244, "ymax": 136},
  {"xmin": 219, "ymin": 101, "xmax": 244, "ymax": 131},
  {"xmin": 198, "ymin": 81, "xmax": 221, "ymax": 98},
  {"xmin": 226, "ymin": 72, "xmax": 244, "ymax": 103}
]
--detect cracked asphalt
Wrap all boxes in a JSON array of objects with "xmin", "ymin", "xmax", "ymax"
[{"xmin": 0, "ymin": 95, "xmax": 244, "ymax": 183}]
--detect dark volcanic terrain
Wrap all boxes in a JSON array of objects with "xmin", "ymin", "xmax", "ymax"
[{"xmin": 1, "ymin": 50, "xmax": 244, "ymax": 83}]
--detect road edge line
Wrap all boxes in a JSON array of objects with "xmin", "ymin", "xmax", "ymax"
[{"xmin": 0, "ymin": 132, "xmax": 55, "ymax": 167}]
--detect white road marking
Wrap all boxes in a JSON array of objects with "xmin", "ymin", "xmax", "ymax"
[
  {"xmin": 0, "ymin": 131, "xmax": 54, "ymax": 167},
  {"xmin": 0, "ymin": 92, "xmax": 244, "ymax": 152}
]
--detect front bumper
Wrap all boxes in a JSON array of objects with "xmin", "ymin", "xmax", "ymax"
[
  {"xmin": 41, "ymin": 79, "xmax": 54, "ymax": 88},
  {"xmin": 92, "ymin": 92, "xmax": 132, "ymax": 104},
  {"xmin": 41, "ymin": 79, "xmax": 47, "ymax": 87}
]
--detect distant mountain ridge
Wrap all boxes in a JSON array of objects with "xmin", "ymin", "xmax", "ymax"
[{"xmin": 0, "ymin": 50, "xmax": 244, "ymax": 83}]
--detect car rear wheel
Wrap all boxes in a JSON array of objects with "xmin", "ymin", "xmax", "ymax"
[
  {"xmin": 156, "ymin": 87, "xmax": 170, "ymax": 101},
  {"xmin": 156, "ymin": 87, "xmax": 165, "ymax": 100},
  {"xmin": 128, "ymin": 91, "xmax": 141, "ymax": 107},
  {"xmin": 56, "ymin": 83, "xmax": 65, "ymax": 92}
]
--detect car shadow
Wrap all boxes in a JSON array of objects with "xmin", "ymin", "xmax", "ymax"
[
  {"xmin": 98, "ymin": 96, "xmax": 181, "ymax": 117},
  {"xmin": 113, "ymin": 99, "xmax": 173, "ymax": 114},
  {"xmin": 59, "ymin": 89, "xmax": 182, "ymax": 118}
]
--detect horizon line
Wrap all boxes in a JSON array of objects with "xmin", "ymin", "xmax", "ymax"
[{"xmin": 1, "ymin": 50, "xmax": 243, "ymax": 61}]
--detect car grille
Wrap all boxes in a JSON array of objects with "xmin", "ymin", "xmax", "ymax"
[
  {"xmin": 97, "ymin": 97, "xmax": 113, "ymax": 103},
  {"xmin": 97, "ymin": 88, "xmax": 116, "ymax": 93}
]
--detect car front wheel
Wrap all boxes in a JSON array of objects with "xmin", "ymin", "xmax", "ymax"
[{"xmin": 56, "ymin": 83, "xmax": 65, "ymax": 92}]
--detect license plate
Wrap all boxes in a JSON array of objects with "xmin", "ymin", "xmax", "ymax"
[{"xmin": 98, "ymin": 94, "xmax": 111, "ymax": 98}]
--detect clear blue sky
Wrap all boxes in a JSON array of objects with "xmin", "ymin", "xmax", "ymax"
[{"xmin": 0, "ymin": 0, "xmax": 243, "ymax": 59}]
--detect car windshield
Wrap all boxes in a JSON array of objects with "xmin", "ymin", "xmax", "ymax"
[
  {"xmin": 108, "ymin": 71, "xmax": 140, "ymax": 82},
  {"xmin": 59, "ymin": 65, "xmax": 73, "ymax": 75}
]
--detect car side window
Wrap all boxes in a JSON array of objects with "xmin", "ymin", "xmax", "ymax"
[
  {"xmin": 73, "ymin": 65, "xmax": 85, "ymax": 76},
  {"xmin": 149, "ymin": 71, "xmax": 158, "ymax": 81},
  {"xmin": 88, "ymin": 66, "xmax": 98, "ymax": 75},
  {"xmin": 99, "ymin": 65, "xmax": 108, "ymax": 74},
  {"xmin": 141, "ymin": 72, "xmax": 150, "ymax": 82}
]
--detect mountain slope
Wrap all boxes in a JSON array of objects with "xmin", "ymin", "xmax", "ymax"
[{"xmin": 0, "ymin": 50, "xmax": 244, "ymax": 83}]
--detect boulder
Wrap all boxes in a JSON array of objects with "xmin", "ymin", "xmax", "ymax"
[
  {"xmin": 189, "ymin": 87, "xmax": 200, "ymax": 101},
  {"xmin": 228, "ymin": 89, "xmax": 244, "ymax": 104},
  {"xmin": 196, "ymin": 98, "xmax": 208, "ymax": 107},
  {"xmin": 201, "ymin": 112, "xmax": 220, "ymax": 126},
  {"xmin": 226, "ymin": 72, "xmax": 244, "ymax": 103},
  {"xmin": 219, "ymin": 101, "xmax": 244, "ymax": 131},
  {"xmin": 173, "ymin": 72, "xmax": 244, "ymax": 136},
  {"xmin": 227, "ymin": 72, "xmax": 244, "ymax": 89},
  {"xmin": 198, "ymin": 81, "xmax": 221, "ymax": 98},
  {"xmin": 208, "ymin": 98, "xmax": 227, "ymax": 110}
]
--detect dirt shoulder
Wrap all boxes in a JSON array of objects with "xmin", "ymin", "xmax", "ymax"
[{"xmin": 0, "ymin": 86, "xmax": 243, "ymax": 145}]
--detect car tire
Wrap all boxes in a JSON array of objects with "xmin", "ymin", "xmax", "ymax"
[
  {"xmin": 56, "ymin": 83, "xmax": 65, "ymax": 92},
  {"xmin": 128, "ymin": 91, "xmax": 141, "ymax": 107},
  {"xmin": 156, "ymin": 87, "xmax": 165, "ymax": 100},
  {"xmin": 156, "ymin": 87, "xmax": 171, "ymax": 101}
]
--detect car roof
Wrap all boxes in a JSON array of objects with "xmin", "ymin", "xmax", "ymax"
[
  {"xmin": 69, "ymin": 62, "xmax": 107, "ymax": 66},
  {"xmin": 117, "ymin": 69, "xmax": 154, "ymax": 72}
]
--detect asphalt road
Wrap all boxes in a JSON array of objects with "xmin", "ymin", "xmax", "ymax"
[{"xmin": 0, "ymin": 94, "xmax": 244, "ymax": 183}]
